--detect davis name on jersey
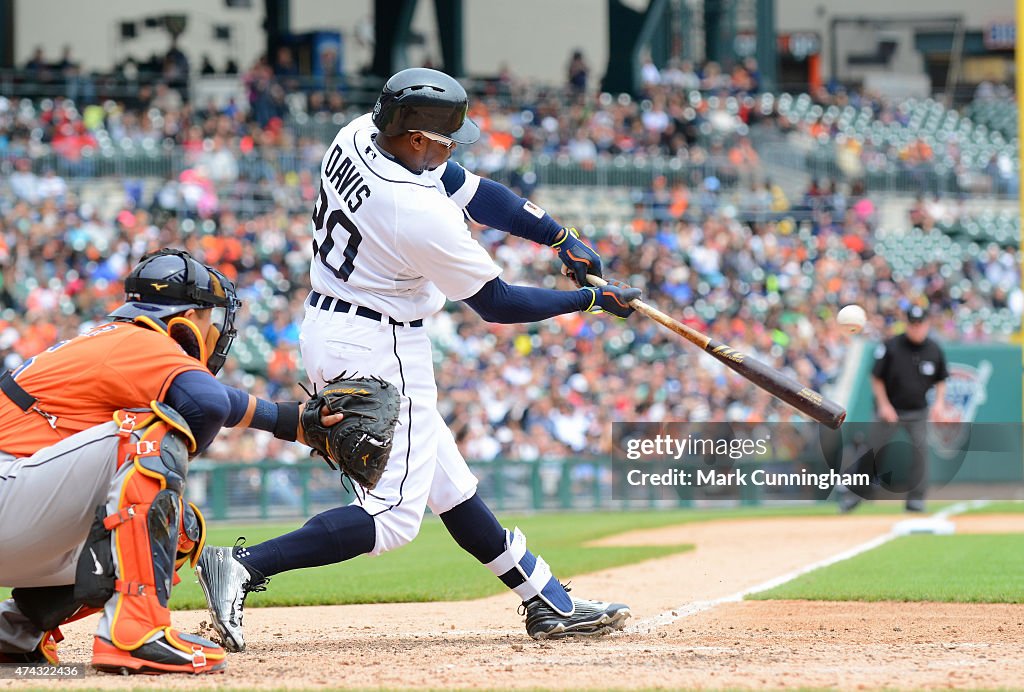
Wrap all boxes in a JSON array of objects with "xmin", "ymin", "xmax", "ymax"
[{"xmin": 309, "ymin": 114, "xmax": 500, "ymax": 323}]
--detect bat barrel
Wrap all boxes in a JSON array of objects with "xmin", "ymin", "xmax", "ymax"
[{"xmin": 586, "ymin": 274, "xmax": 847, "ymax": 429}]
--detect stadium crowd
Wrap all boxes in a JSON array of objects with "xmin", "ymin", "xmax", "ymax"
[
  {"xmin": 0, "ymin": 51, "xmax": 1019, "ymax": 463},
  {"xmin": 1, "ymin": 167, "xmax": 1018, "ymax": 463}
]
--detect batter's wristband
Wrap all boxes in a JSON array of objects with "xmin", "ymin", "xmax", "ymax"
[
  {"xmin": 580, "ymin": 287, "xmax": 598, "ymax": 312},
  {"xmin": 551, "ymin": 227, "xmax": 577, "ymax": 248},
  {"xmin": 273, "ymin": 402, "xmax": 301, "ymax": 442}
]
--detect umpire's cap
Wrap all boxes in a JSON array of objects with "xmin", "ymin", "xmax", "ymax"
[
  {"xmin": 372, "ymin": 67, "xmax": 480, "ymax": 144},
  {"xmin": 906, "ymin": 305, "xmax": 927, "ymax": 323}
]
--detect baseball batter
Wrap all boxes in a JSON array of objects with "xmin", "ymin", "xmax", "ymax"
[
  {"xmin": 197, "ymin": 68, "xmax": 637, "ymax": 649},
  {"xmin": 0, "ymin": 249, "xmax": 339, "ymax": 673}
]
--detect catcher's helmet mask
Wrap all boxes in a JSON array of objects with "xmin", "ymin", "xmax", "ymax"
[
  {"xmin": 109, "ymin": 248, "xmax": 242, "ymax": 374},
  {"xmin": 372, "ymin": 68, "xmax": 480, "ymax": 145}
]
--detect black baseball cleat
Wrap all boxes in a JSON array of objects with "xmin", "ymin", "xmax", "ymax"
[
  {"xmin": 195, "ymin": 540, "xmax": 269, "ymax": 653},
  {"xmin": 0, "ymin": 648, "xmax": 48, "ymax": 664},
  {"xmin": 0, "ymin": 630, "xmax": 60, "ymax": 664},
  {"xmin": 520, "ymin": 590, "xmax": 631, "ymax": 640},
  {"xmin": 91, "ymin": 629, "xmax": 226, "ymax": 674},
  {"xmin": 836, "ymin": 487, "xmax": 863, "ymax": 514}
]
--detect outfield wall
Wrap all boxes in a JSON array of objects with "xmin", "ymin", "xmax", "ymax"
[{"xmin": 845, "ymin": 341, "xmax": 1023, "ymax": 483}]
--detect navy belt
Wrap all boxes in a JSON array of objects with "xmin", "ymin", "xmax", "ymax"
[
  {"xmin": 309, "ymin": 291, "xmax": 423, "ymax": 328},
  {"xmin": 0, "ymin": 370, "xmax": 35, "ymax": 412}
]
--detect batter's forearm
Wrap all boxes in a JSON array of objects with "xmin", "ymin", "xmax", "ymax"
[{"xmin": 464, "ymin": 277, "xmax": 589, "ymax": 323}]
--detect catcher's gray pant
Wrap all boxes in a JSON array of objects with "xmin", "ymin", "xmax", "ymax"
[{"xmin": 0, "ymin": 422, "xmax": 122, "ymax": 653}]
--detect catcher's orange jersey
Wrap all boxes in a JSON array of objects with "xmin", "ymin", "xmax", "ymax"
[{"xmin": 0, "ymin": 322, "xmax": 206, "ymax": 457}]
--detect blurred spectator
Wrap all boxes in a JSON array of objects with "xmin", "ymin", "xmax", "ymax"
[
  {"xmin": 567, "ymin": 50, "xmax": 589, "ymax": 94},
  {"xmin": 640, "ymin": 54, "xmax": 661, "ymax": 92},
  {"xmin": 200, "ymin": 54, "xmax": 218, "ymax": 76},
  {"xmin": 273, "ymin": 46, "xmax": 301, "ymax": 92},
  {"xmin": 662, "ymin": 58, "xmax": 700, "ymax": 91},
  {"xmin": 164, "ymin": 38, "xmax": 190, "ymax": 86},
  {"xmin": 23, "ymin": 46, "xmax": 49, "ymax": 79},
  {"xmin": 9, "ymin": 160, "xmax": 39, "ymax": 203},
  {"xmin": 36, "ymin": 169, "xmax": 68, "ymax": 201},
  {"xmin": 152, "ymin": 82, "xmax": 184, "ymax": 112}
]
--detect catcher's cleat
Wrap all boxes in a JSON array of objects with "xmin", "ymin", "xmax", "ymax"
[
  {"xmin": 520, "ymin": 589, "xmax": 631, "ymax": 640},
  {"xmin": 195, "ymin": 540, "xmax": 268, "ymax": 652},
  {"xmin": 0, "ymin": 628, "xmax": 61, "ymax": 664},
  {"xmin": 91, "ymin": 629, "xmax": 226, "ymax": 674}
]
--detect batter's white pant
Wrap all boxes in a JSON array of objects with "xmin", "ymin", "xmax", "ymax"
[{"xmin": 300, "ymin": 301, "xmax": 478, "ymax": 555}]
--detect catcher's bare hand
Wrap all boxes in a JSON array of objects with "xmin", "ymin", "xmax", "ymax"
[{"xmin": 297, "ymin": 407, "xmax": 344, "ymax": 446}]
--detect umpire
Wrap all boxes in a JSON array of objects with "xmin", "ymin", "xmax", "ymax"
[{"xmin": 843, "ymin": 305, "xmax": 949, "ymax": 512}]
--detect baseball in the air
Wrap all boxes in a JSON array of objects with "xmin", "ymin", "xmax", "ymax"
[{"xmin": 836, "ymin": 304, "xmax": 867, "ymax": 333}]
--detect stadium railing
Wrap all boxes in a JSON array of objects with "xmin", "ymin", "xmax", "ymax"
[
  {"xmin": 11, "ymin": 140, "xmax": 1015, "ymax": 201},
  {"xmin": 10, "ymin": 146, "xmax": 739, "ymax": 194},
  {"xmin": 187, "ymin": 456, "xmax": 829, "ymax": 520},
  {"xmin": 0, "ymin": 69, "xmax": 588, "ymax": 112}
]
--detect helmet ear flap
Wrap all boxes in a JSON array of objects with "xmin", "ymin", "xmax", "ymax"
[
  {"xmin": 203, "ymin": 326, "xmax": 221, "ymax": 368},
  {"xmin": 167, "ymin": 317, "xmax": 208, "ymax": 366}
]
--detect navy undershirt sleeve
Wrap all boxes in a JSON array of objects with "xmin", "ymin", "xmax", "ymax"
[
  {"xmin": 164, "ymin": 370, "xmax": 234, "ymax": 453},
  {"xmin": 463, "ymin": 177, "xmax": 563, "ymax": 246},
  {"xmin": 439, "ymin": 160, "xmax": 468, "ymax": 195},
  {"xmin": 222, "ymin": 385, "xmax": 251, "ymax": 427},
  {"xmin": 463, "ymin": 277, "xmax": 589, "ymax": 324}
]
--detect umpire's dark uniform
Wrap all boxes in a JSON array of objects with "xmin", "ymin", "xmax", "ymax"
[{"xmin": 867, "ymin": 306, "xmax": 949, "ymax": 511}]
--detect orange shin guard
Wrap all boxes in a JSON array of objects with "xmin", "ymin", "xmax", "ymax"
[{"xmin": 104, "ymin": 406, "xmax": 195, "ymax": 651}]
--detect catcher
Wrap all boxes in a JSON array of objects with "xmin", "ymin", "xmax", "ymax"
[{"xmin": 0, "ymin": 249, "xmax": 345, "ymax": 674}]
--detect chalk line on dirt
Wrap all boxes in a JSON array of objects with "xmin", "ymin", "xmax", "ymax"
[{"xmin": 624, "ymin": 500, "xmax": 986, "ymax": 634}]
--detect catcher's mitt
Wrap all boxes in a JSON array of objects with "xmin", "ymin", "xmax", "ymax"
[{"xmin": 300, "ymin": 374, "xmax": 400, "ymax": 490}]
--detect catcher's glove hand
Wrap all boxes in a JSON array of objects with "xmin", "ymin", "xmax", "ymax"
[{"xmin": 300, "ymin": 373, "xmax": 400, "ymax": 490}]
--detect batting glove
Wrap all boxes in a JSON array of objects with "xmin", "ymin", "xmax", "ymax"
[
  {"xmin": 581, "ymin": 280, "xmax": 640, "ymax": 319},
  {"xmin": 552, "ymin": 227, "xmax": 603, "ymax": 287}
]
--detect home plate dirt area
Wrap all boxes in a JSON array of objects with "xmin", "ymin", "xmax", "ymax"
[{"xmin": 17, "ymin": 514, "xmax": 1024, "ymax": 689}]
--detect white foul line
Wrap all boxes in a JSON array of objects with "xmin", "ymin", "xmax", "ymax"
[{"xmin": 624, "ymin": 501, "xmax": 986, "ymax": 635}]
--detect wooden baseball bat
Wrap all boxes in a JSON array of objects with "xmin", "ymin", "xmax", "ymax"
[{"xmin": 587, "ymin": 275, "xmax": 847, "ymax": 429}]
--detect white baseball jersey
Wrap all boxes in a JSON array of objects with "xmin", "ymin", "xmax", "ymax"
[
  {"xmin": 300, "ymin": 113, "xmax": 511, "ymax": 556},
  {"xmin": 309, "ymin": 113, "xmax": 501, "ymax": 323}
]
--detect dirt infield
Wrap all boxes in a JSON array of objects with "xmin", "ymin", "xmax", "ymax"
[{"xmin": 8, "ymin": 513, "xmax": 1023, "ymax": 690}]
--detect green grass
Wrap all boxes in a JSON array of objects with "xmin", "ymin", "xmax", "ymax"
[
  {"xmin": 964, "ymin": 500, "xmax": 1024, "ymax": 514},
  {"xmin": 0, "ymin": 503, "xmax": 931, "ymax": 609},
  {"xmin": 174, "ymin": 505, "xmax": 848, "ymax": 609},
  {"xmin": 750, "ymin": 534, "xmax": 1024, "ymax": 603}
]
